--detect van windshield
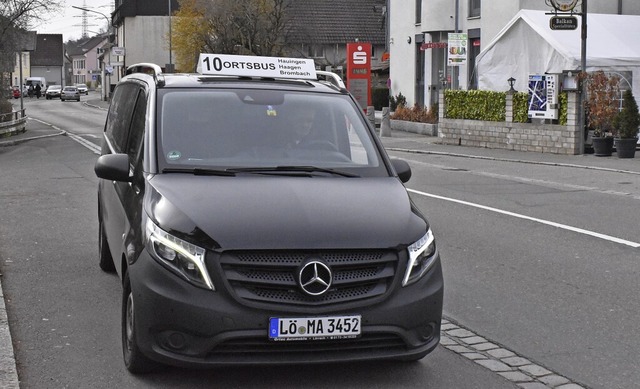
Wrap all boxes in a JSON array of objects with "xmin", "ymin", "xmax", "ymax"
[{"xmin": 157, "ymin": 89, "xmax": 387, "ymax": 176}]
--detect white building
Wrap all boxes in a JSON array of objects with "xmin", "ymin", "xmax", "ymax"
[{"xmin": 389, "ymin": 0, "xmax": 640, "ymax": 108}]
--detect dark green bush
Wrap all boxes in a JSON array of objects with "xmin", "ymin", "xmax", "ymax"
[
  {"xmin": 372, "ymin": 88, "xmax": 389, "ymax": 110},
  {"xmin": 614, "ymin": 89, "xmax": 640, "ymax": 138},
  {"xmin": 389, "ymin": 92, "xmax": 407, "ymax": 111}
]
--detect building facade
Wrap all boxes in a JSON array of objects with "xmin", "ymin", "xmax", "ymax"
[
  {"xmin": 111, "ymin": 0, "xmax": 179, "ymax": 82},
  {"xmin": 390, "ymin": 0, "xmax": 640, "ymax": 108},
  {"xmin": 30, "ymin": 34, "xmax": 64, "ymax": 87},
  {"xmin": 66, "ymin": 35, "xmax": 109, "ymax": 88}
]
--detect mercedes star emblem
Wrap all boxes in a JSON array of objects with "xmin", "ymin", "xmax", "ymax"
[{"xmin": 298, "ymin": 260, "xmax": 332, "ymax": 296}]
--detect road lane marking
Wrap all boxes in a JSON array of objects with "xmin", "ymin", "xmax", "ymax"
[
  {"xmin": 405, "ymin": 159, "xmax": 640, "ymax": 201},
  {"xmin": 29, "ymin": 118, "xmax": 101, "ymax": 155},
  {"xmin": 408, "ymin": 188, "xmax": 640, "ymax": 248},
  {"xmin": 66, "ymin": 133, "xmax": 101, "ymax": 154}
]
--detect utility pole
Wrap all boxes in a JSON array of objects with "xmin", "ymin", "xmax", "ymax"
[
  {"xmin": 453, "ymin": 0, "xmax": 459, "ymax": 90},
  {"xmin": 72, "ymin": 6, "xmax": 113, "ymax": 100},
  {"xmin": 579, "ymin": 0, "xmax": 587, "ymax": 154}
]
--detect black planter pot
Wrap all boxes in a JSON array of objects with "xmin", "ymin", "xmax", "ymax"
[
  {"xmin": 615, "ymin": 137, "xmax": 637, "ymax": 158},
  {"xmin": 592, "ymin": 136, "xmax": 614, "ymax": 157}
]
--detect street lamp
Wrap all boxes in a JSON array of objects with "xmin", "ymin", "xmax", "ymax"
[
  {"xmin": 507, "ymin": 77, "xmax": 516, "ymax": 92},
  {"xmin": 72, "ymin": 6, "xmax": 113, "ymax": 101}
]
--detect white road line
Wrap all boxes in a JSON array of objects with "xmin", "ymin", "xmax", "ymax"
[
  {"xmin": 29, "ymin": 118, "xmax": 101, "ymax": 155},
  {"xmin": 406, "ymin": 159, "xmax": 640, "ymax": 200},
  {"xmin": 408, "ymin": 188, "xmax": 640, "ymax": 248},
  {"xmin": 66, "ymin": 133, "xmax": 101, "ymax": 155}
]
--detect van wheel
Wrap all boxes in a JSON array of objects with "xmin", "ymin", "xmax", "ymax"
[
  {"xmin": 98, "ymin": 221, "xmax": 116, "ymax": 272},
  {"xmin": 122, "ymin": 270, "xmax": 159, "ymax": 374}
]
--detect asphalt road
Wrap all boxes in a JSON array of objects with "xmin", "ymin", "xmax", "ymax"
[{"xmin": 0, "ymin": 94, "xmax": 638, "ymax": 388}]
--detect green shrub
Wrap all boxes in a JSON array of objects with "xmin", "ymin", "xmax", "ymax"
[
  {"xmin": 389, "ymin": 92, "xmax": 407, "ymax": 111},
  {"xmin": 513, "ymin": 92, "xmax": 529, "ymax": 123},
  {"xmin": 614, "ymin": 89, "xmax": 640, "ymax": 138},
  {"xmin": 444, "ymin": 90, "xmax": 568, "ymax": 124},
  {"xmin": 558, "ymin": 92, "xmax": 568, "ymax": 125},
  {"xmin": 372, "ymin": 88, "xmax": 389, "ymax": 110},
  {"xmin": 445, "ymin": 90, "xmax": 505, "ymax": 121}
]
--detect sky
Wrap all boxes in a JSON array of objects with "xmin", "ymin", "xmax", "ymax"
[{"xmin": 36, "ymin": 0, "xmax": 115, "ymax": 42}]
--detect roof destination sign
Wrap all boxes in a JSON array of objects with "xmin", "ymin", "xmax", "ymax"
[{"xmin": 198, "ymin": 54, "xmax": 317, "ymax": 80}]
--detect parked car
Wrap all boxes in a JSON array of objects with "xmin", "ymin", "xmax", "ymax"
[
  {"xmin": 95, "ymin": 55, "xmax": 443, "ymax": 373},
  {"xmin": 75, "ymin": 83, "xmax": 88, "ymax": 95},
  {"xmin": 61, "ymin": 86, "xmax": 81, "ymax": 102},
  {"xmin": 45, "ymin": 85, "xmax": 62, "ymax": 99},
  {"xmin": 12, "ymin": 86, "xmax": 21, "ymax": 99}
]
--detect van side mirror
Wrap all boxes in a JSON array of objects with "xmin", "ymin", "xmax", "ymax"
[
  {"xmin": 391, "ymin": 158, "xmax": 412, "ymax": 183},
  {"xmin": 95, "ymin": 153, "xmax": 131, "ymax": 182}
]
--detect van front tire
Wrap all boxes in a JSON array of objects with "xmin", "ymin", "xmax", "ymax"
[{"xmin": 122, "ymin": 270, "xmax": 160, "ymax": 374}]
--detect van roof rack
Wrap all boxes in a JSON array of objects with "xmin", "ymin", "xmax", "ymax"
[
  {"xmin": 126, "ymin": 63, "xmax": 165, "ymax": 87},
  {"xmin": 316, "ymin": 70, "xmax": 346, "ymax": 89}
]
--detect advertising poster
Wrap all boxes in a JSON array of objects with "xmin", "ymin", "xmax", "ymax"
[{"xmin": 447, "ymin": 33, "xmax": 468, "ymax": 67}]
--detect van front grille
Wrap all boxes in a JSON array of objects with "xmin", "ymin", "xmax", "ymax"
[{"xmin": 216, "ymin": 250, "xmax": 399, "ymax": 306}]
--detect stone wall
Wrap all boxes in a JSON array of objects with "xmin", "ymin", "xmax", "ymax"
[{"xmin": 437, "ymin": 90, "xmax": 583, "ymax": 155}]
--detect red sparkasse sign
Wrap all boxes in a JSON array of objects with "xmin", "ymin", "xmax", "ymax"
[{"xmin": 346, "ymin": 42, "xmax": 372, "ymax": 109}]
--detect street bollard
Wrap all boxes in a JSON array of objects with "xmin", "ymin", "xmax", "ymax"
[
  {"xmin": 380, "ymin": 107, "xmax": 392, "ymax": 137},
  {"xmin": 366, "ymin": 106, "xmax": 375, "ymax": 128}
]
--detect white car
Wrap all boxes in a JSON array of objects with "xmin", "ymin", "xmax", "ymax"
[
  {"xmin": 61, "ymin": 86, "xmax": 81, "ymax": 102},
  {"xmin": 75, "ymin": 84, "xmax": 89, "ymax": 95}
]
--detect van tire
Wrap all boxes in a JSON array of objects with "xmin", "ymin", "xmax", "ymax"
[{"xmin": 122, "ymin": 270, "xmax": 160, "ymax": 374}]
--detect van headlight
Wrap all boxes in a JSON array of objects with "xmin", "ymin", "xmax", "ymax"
[
  {"xmin": 146, "ymin": 220, "xmax": 214, "ymax": 290},
  {"xmin": 402, "ymin": 229, "xmax": 437, "ymax": 287}
]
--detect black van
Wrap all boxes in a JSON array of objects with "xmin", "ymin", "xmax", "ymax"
[{"xmin": 94, "ymin": 55, "xmax": 443, "ymax": 373}]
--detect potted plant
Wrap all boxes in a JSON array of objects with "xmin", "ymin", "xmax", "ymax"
[
  {"xmin": 583, "ymin": 71, "xmax": 620, "ymax": 156},
  {"xmin": 613, "ymin": 89, "xmax": 639, "ymax": 158}
]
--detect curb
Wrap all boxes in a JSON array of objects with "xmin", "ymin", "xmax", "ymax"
[
  {"xmin": 0, "ymin": 288, "xmax": 19, "ymax": 389},
  {"xmin": 0, "ymin": 130, "xmax": 66, "ymax": 148}
]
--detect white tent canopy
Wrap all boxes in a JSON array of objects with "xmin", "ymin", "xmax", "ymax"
[{"xmin": 477, "ymin": 9, "xmax": 640, "ymax": 94}]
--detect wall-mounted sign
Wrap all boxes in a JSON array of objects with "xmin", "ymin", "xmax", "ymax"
[
  {"xmin": 111, "ymin": 47, "xmax": 126, "ymax": 57},
  {"xmin": 550, "ymin": 0, "xmax": 579, "ymax": 12},
  {"xmin": 550, "ymin": 16, "xmax": 578, "ymax": 30},
  {"xmin": 420, "ymin": 42, "xmax": 447, "ymax": 50}
]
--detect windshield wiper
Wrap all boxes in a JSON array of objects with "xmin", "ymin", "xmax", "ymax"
[
  {"xmin": 162, "ymin": 167, "xmax": 236, "ymax": 176},
  {"xmin": 229, "ymin": 166, "xmax": 359, "ymax": 178}
]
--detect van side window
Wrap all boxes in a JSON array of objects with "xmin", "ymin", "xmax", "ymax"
[
  {"xmin": 127, "ymin": 91, "xmax": 147, "ymax": 163},
  {"xmin": 105, "ymin": 83, "xmax": 139, "ymax": 153}
]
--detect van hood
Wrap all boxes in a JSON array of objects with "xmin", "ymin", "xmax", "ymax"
[{"xmin": 146, "ymin": 175, "xmax": 427, "ymax": 250}]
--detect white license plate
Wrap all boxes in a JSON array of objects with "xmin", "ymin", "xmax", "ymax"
[{"xmin": 269, "ymin": 315, "xmax": 361, "ymax": 341}]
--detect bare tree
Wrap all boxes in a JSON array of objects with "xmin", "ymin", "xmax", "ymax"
[
  {"xmin": 0, "ymin": 0, "xmax": 62, "ymax": 100},
  {"xmin": 193, "ymin": 0, "xmax": 294, "ymax": 56}
]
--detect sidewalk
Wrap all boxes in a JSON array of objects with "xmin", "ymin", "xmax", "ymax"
[{"xmin": 379, "ymin": 129, "xmax": 640, "ymax": 175}]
